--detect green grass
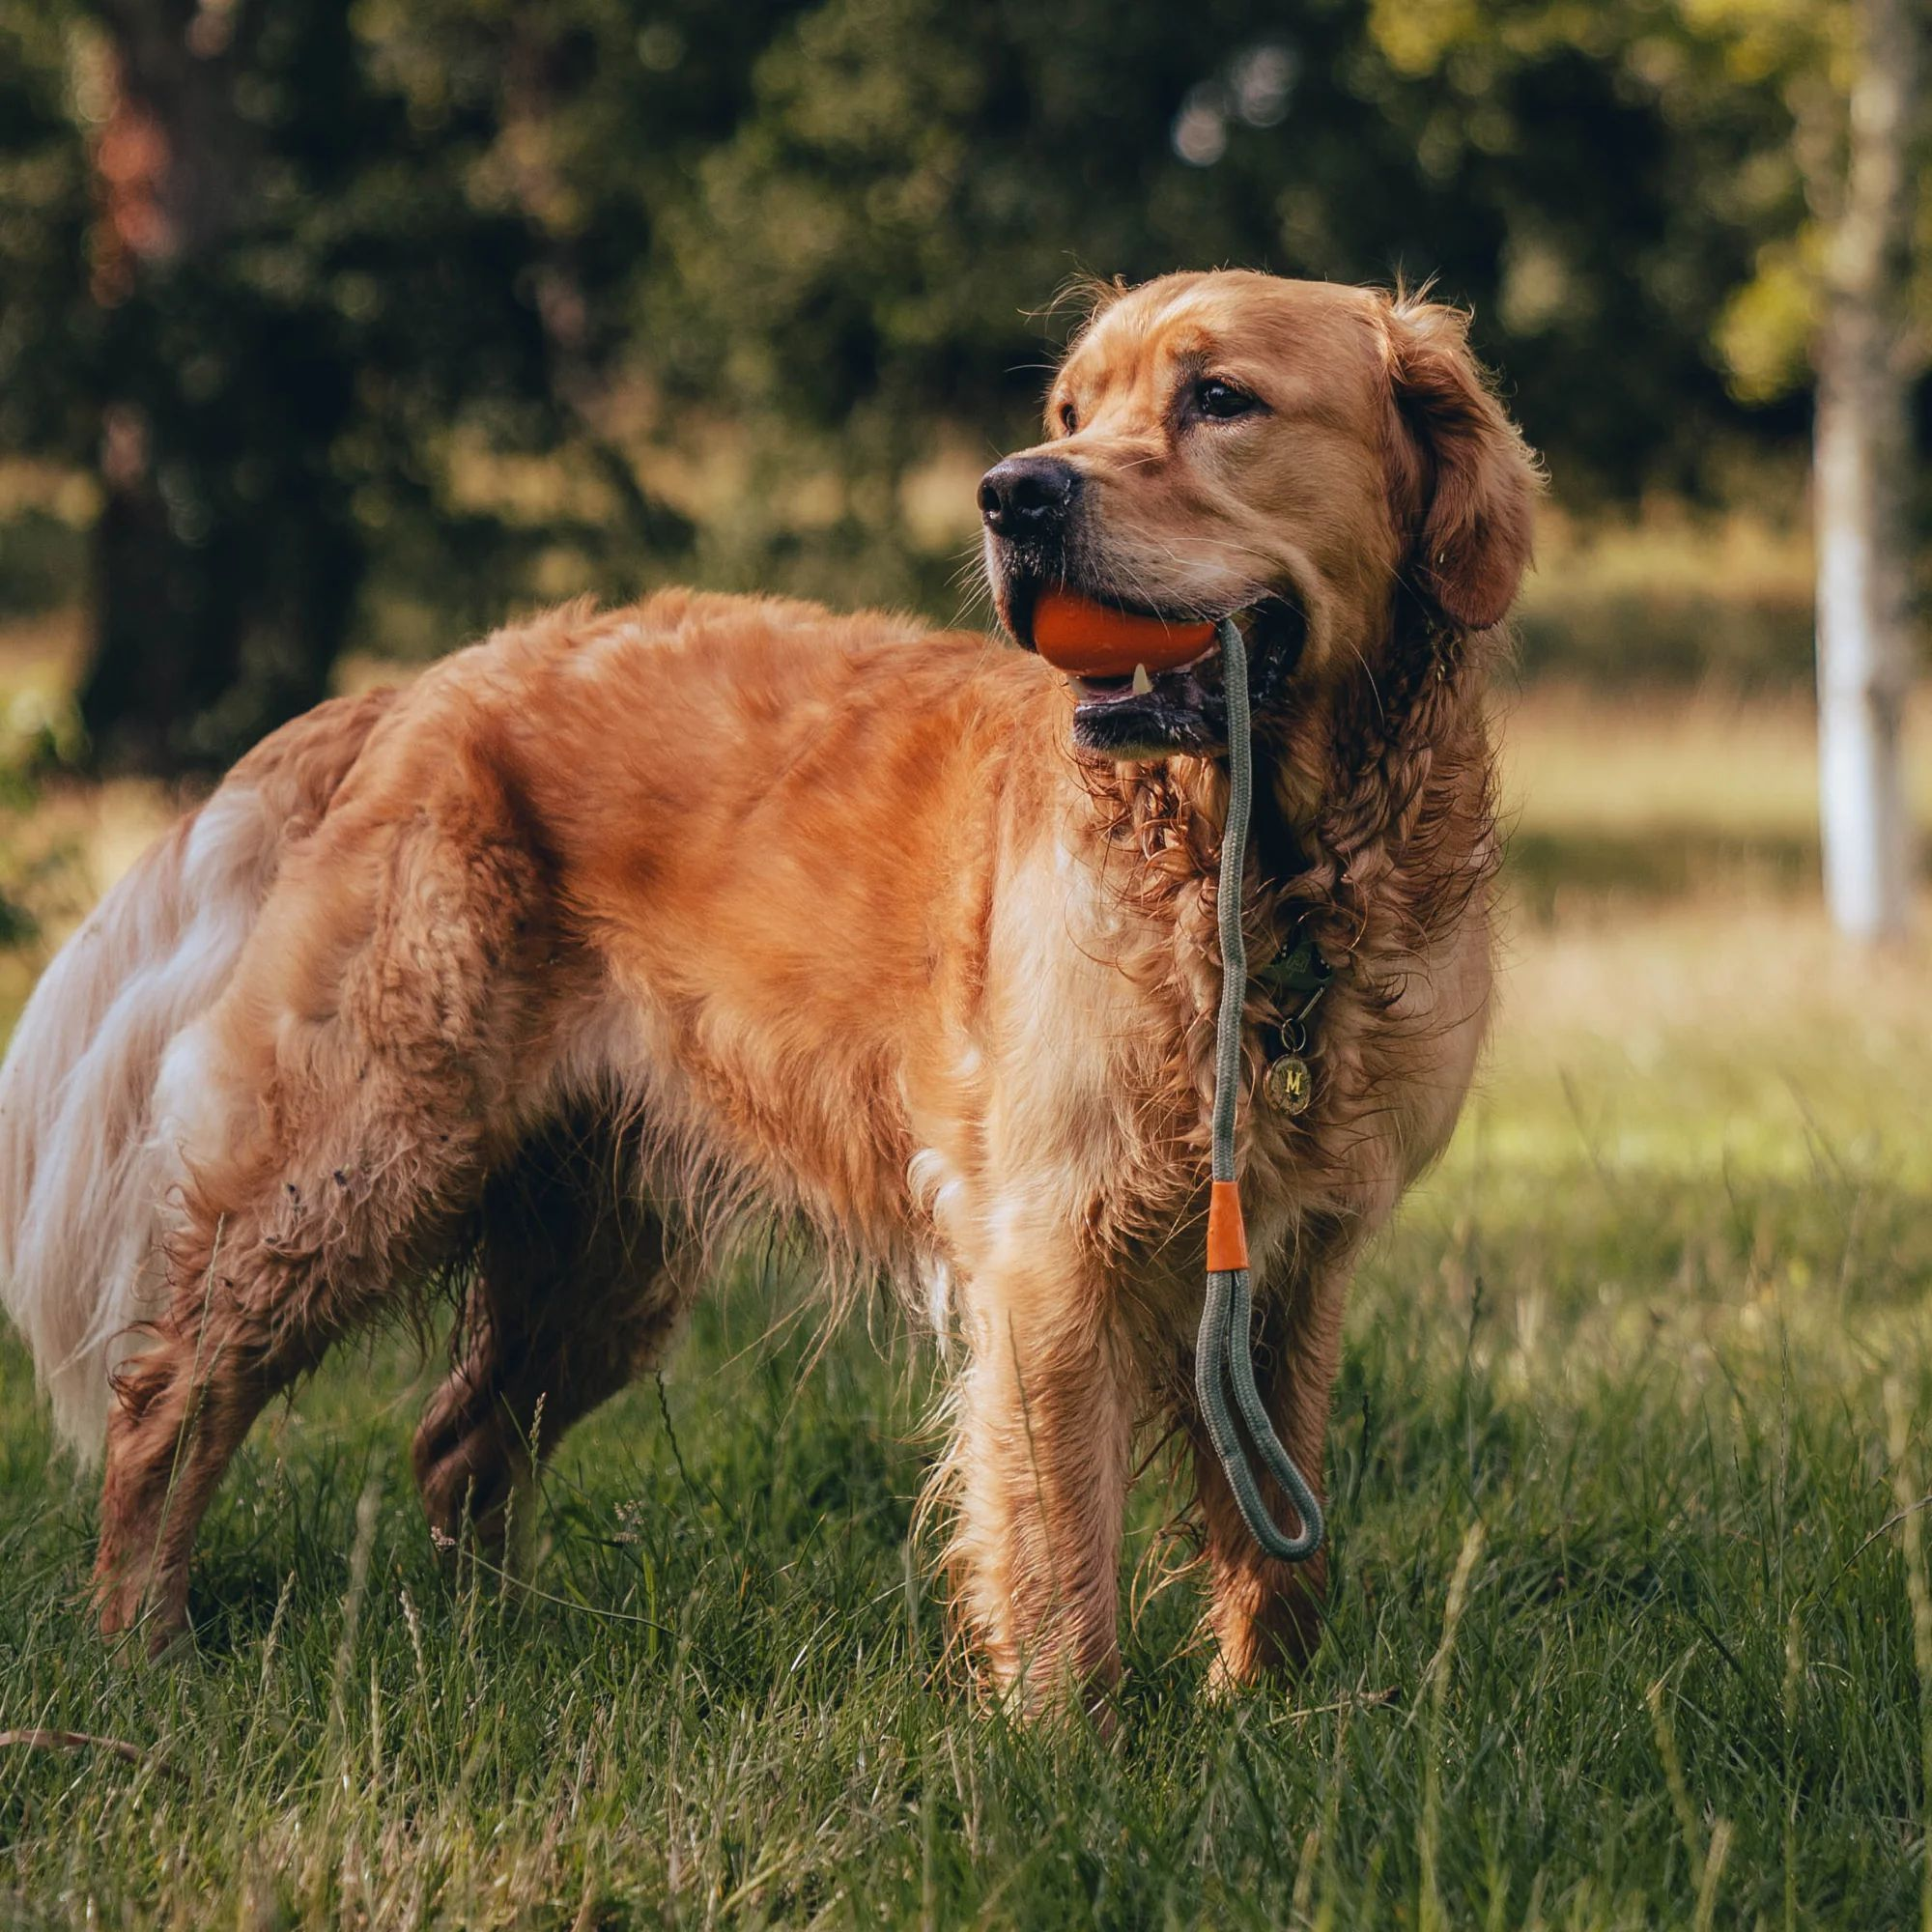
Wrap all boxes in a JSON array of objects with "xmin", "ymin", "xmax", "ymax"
[{"xmin": 2, "ymin": 869, "xmax": 1931, "ymax": 1925}]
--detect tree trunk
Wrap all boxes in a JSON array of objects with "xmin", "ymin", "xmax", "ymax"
[
  {"xmin": 1813, "ymin": 0, "xmax": 1920, "ymax": 942},
  {"xmin": 75, "ymin": 0, "xmax": 353, "ymax": 775}
]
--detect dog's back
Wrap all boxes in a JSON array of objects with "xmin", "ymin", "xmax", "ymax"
[{"xmin": 0, "ymin": 688, "xmax": 395, "ymax": 1455}]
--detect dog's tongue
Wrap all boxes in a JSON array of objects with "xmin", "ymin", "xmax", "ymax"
[{"xmin": 1031, "ymin": 590, "xmax": 1216, "ymax": 678}]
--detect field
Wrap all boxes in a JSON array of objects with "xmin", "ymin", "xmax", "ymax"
[{"xmin": 0, "ymin": 680, "xmax": 1928, "ymax": 1929}]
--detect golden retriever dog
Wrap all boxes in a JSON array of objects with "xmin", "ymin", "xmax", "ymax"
[{"xmin": 0, "ymin": 270, "xmax": 1536, "ymax": 1708}]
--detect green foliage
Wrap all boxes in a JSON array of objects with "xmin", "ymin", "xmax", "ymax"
[
  {"xmin": 639, "ymin": 0, "xmax": 1826, "ymax": 546},
  {"xmin": 0, "ymin": 0, "xmax": 1923, "ymax": 762},
  {"xmin": 0, "ymin": 12, "xmax": 88, "ymax": 448}
]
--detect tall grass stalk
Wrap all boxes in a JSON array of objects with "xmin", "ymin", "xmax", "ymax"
[
  {"xmin": 1886, "ymin": 1376, "xmax": 1932, "ymax": 1932},
  {"xmin": 1417, "ymin": 1520, "xmax": 1485, "ymax": 1932}
]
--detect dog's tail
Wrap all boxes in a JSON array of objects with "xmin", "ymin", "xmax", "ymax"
[{"xmin": 0, "ymin": 689, "xmax": 395, "ymax": 1459}]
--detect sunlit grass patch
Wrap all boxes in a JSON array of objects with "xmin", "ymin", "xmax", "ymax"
[{"xmin": 1496, "ymin": 681, "xmax": 1930, "ymax": 919}]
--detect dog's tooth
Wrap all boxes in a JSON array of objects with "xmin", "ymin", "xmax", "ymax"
[{"xmin": 1131, "ymin": 663, "xmax": 1152, "ymax": 696}]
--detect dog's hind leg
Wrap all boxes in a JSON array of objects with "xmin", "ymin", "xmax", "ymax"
[
  {"xmin": 91, "ymin": 777, "xmax": 554, "ymax": 1651},
  {"xmin": 412, "ymin": 1114, "xmax": 681, "ymax": 1553},
  {"xmin": 92, "ymin": 1124, "xmax": 489, "ymax": 1652}
]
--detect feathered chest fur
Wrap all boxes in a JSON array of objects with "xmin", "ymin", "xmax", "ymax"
[{"xmin": 1065, "ymin": 620, "xmax": 1501, "ymax": 1303}]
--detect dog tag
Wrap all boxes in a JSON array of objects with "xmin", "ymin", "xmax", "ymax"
[{"xmin": 1262, "ymin": 1053, "xmax": 1312, "ymax": 1117}]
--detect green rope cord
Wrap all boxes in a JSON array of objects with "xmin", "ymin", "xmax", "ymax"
[{"xmin": 1194, "ymin": 615, "xmax": 1324, "ymax": 1565}]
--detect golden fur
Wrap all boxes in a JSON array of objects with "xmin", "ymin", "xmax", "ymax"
[{"xmin": 0, "ymin": 271, "xmax": 1538, "ymax": 1708}]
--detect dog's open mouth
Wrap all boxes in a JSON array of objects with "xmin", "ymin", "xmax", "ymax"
[
  {"xmin": 1064, "ymin": 640, "xmax": 1218, "ymax": 710},
  {"xmin": 1007, "ymin": 584, "xmax": 1305, "ymax": 757}
]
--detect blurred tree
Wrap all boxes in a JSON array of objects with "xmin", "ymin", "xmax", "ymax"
[
  {"xmin": 0, "ymin": 0, "xmax": 721, "ymax": 773},
  {"xmin": 1811, "ymin": 0, "xmax": 1919, "ymax": 940},
  {"xmin": 636, "ymin": 0, "xmax": 1839, "ymax": 610},
  {"xmin": 76, "ymin": 0, "xmax": 370, "ymax": 771},
  {"xmin": 0, "ymin": 0, "xmax": 1921, "ymax": 766}
]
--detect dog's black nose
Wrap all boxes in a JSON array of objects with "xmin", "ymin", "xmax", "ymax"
[{"xmin": 978, "ymin": 457, "xmax": 1082, "ymax": 538}]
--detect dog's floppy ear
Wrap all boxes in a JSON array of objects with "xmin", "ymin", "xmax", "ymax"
[{"xmin": 1383, "ymin": 296, "xmax": 1541, "ymax": 631}]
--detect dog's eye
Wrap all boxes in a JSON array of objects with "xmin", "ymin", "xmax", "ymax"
[
  {"xmin": 1195, "ymin": 378, "xmax": 1259, "ymax": 420},
  {"xmin": 1058, "ymin": 401, "xmax": 1078, "ymax": 435}
]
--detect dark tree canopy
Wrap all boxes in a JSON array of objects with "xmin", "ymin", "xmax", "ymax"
[{"xmin": 0, "ymin": 0, "xmax": 1918, "ymax": 770}]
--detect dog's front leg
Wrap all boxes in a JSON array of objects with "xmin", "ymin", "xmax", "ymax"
[
  {"xmin": 1190, "ymin": 1264, "xmax": 1347, "ymax": 1691},
  {"xmin": 946, "ymin": 1261, "xmax": 1132, "ymax": 1718}
]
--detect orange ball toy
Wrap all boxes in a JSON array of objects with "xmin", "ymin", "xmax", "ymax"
[{"xmin": 1030, "ymin": 589, "xmax": 1217, "ymax": 678}]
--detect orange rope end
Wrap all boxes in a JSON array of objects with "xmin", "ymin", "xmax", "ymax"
[{"xmin": 1206, "ymin": 1179, "xmax": 1248, "ymax": 1273}]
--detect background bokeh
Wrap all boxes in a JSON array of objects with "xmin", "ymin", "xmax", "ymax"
[{"xmin": 0, "ymin": 0, "xmax": 1925, "ymax": 771}]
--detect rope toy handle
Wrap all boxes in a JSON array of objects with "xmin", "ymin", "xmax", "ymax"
[{"xmin": 1194, "ymin": 616, "xmax": 1325, "ymax": 1564}]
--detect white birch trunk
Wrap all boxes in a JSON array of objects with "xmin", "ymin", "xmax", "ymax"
[{"xmin": 1814, "ymin": 0, "xmax": 1919, "ymax": 942}]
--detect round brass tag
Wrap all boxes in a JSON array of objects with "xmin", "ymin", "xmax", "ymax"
[{"xmin": 1262, "ymin": 1054, "xmax": 1312, "ymax": 1117}]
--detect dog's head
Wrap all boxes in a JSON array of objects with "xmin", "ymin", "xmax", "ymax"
[{"xmin": 980, "ymin": 271, "xmax": 1541, "ymax": 758}]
